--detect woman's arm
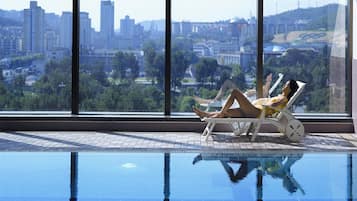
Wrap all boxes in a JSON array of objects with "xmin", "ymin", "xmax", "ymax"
[{"xmin": 269, "ymin": 96, "xmax": 287, "ymax": 107}]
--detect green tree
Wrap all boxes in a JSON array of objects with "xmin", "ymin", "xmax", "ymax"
[
  {"xmin": 171, "ymin": 38, "xmax": 196, "ymax": 89},
  {"xmin": 112, "ymin": 51, "xmax": 140, "ymax": 82},
  {"xmin": 143, "ymin": 41, "xmax": 159, "ymax": 84},
  {"xmin": 153, "ymin": 54, "xmax": 165, "ymax": 88},
  {"xmin": 194, "ymin": 57, "xmax": 218, "ymax": 86},
  {"xmin": 231, "ymin": 64, "xmax": 247, "ymax": 90},
  {"xmin": 91, "ymin": 63, "xmax": 109, "ymax": 86},
  {"xmin": 264, "ymin": 48, "xmax": 330, "ymax": 112}
]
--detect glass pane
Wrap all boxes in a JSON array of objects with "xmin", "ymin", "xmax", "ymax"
[
  {"xmin": 171, "ymin": 0, "xmax": 257, "ymax": 114},
  {"xmin": 0, "ymin": 0, "xmax": 72, "ymax": 111},
  {"xmin": 263, "ymin": 0, "xmax": 348, "ymax": 114},
  {"xmin": 79, "ymin": 0, "xmax": 165, "ymax": 113}
]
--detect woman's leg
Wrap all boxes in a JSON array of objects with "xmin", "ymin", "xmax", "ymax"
[
  {"xmin": 221, "ymin": 89, "xmax": 261, "ymax": 117},
  {"xmin": 221, "ymin": 108, "xmax": 245, "ymax": 117},
  {"xmin": 193, "ymin": 107, "xmax": 248, "ymax": 118},
  {"xmin": 193, "ymin": 107, "xmax": 220, "ymax": 118},
  {"xmin": 193, "ymin": 96, "xmax": 211, "ymax": 104},
  {"xmin": 214, "ymin": 80, "xmax": 237, "ymax": 100}
]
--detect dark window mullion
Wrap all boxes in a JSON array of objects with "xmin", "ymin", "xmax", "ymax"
[
  {"xmin": 72, "ymin": 0, "xmax": 80, "ymax": 115},
  {"xmin": 257, "ymin": 0, "xmax": 264, "ymax": 98},
  {"xmin": 165, "ymin": 0, "xmax": 172, "ymax": 116},
  {"xmin": 346, "ymin": 0, "xmax": 353, "ymax": 115}
]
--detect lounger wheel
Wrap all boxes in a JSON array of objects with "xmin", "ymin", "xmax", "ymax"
[{"xmin": 285, "ymin": 119, "xmax": 305, "ymax": 142}]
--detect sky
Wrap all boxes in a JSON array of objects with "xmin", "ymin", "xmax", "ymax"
[{"xmin": 1, "ymin": 0, "xmax": 346, "ymax": 31}]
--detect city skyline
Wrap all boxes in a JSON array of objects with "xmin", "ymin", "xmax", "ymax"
[{"xmin": 1, "ymin": 0, "xmax": 344, "ymax": 31}]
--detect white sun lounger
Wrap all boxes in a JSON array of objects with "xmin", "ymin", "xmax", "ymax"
[{"xmin": 201, "ymin": 81, "xmax": 306, "ymax": 142}]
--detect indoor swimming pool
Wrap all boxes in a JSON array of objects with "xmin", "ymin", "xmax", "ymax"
[{"xmin": 0, "ymin": 152, "xmax": 355, "ymax": 201}]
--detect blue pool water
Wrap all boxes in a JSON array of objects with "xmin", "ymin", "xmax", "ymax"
[{"xmin": 0, "ymin": 152, "xmax": 355, "ymax": 201}]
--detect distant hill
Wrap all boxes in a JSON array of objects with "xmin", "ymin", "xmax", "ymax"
[
  {"xmin": 0, "ymin": 9, "xmax": 23, "ymax": 26},
  {"xmin": 0, "ymin": 16, "xmax": 22, "ymax": 26},
  {"xmin": 0, "ymin": 9, "xmax": 23, "ymax": 22},
  {"xmin": 265, "ymin": 4, "xmax": 345, "ymax": 31}
]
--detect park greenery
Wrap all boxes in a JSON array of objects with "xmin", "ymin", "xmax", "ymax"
[{"xmin": 0, "ymin": 40, "xmax": 339, "ymax": 113}]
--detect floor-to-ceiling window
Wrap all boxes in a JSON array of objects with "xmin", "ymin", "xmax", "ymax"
[
  {"xmin": 0, "ymin": 0, "xmax": 72, "ymax": 112},
  {"xmin": 0, "ymin": 0, "xmax": 353, "ymax": 119},
  {"xmin": 263, "ymin": 0, "xmax": 349, "ymax": 114},
  {"xmin": 79, "ymin": 0, "xmax": 165, "ymax": 113}
]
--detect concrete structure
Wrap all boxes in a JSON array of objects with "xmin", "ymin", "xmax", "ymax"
[
  {"xmin": 80, "ymin": 49, "xmax": 143, "ymax": 73},
  {"xmin": 100, "ymin": 0, "xmax": 114, "ymax": 36},
  {"xmin": 44, "ymin": 30, "xmax": 59, "ymax": 51},
  {"xmin": 80, "ymin": 12, "xmax": 92, "ymax": 49},
  {"xmin": 60, "ymin": 12, "xmax": 72, "ymax": 49},
  {"xmin": 172, "ymin": 22, "xmax": 181, "ymax": 35},
  {"xmin": 217, "ymin": 53, "xmax": 241, "ymax": 66},
  {"xmin": 46, "ymin": 48, "xmax": 71, "ymax": 60},
  {"xmin": 23, "ymin": 1, "xmax": 45, "ymax": 53},
  {"xmin": 0, "ymin": 26, "xmax": 22, "ymax": 58},
  {"xmin": 120, "ymin": 15, "xmax": 135, "ymax": 38},
  {"xmin": 100, "ymin": 0, "xmax": 114, "ymax": 48}
]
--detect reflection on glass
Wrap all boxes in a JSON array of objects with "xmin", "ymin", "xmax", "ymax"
[
  {"xmin": 263, "ymin": 0, "xmax": 348, "ymax": 114},
  {"xmin": 79, "ymin": 0, "xmax": 165, "ymax": 113},
  {"xmin": 0, "ymin": 1, "xmax": 72, "ymax": 111},
  {"xmin": 171, "ymin": 0, "xmax": 257, "ymax": 113}
]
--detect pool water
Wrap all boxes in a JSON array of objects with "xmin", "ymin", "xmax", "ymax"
[{"xmin": 0, "ymin": 152, "xmax": 355, "ymax": 201}]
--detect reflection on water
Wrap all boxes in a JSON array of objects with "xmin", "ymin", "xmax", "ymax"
[
  {"xmin": 192, "ymin": 153, "xmax": 305, "ymax": 195},
  {"xmin": 0, "ymin": 152, "xmax": 354, "ymax": 201}
]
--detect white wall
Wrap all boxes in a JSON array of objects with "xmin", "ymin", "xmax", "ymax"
[
  {"xmin": 353, "ymin": 0, "xmax": 357, "ymax": 60},
  {"xmin": 353, "ymin": 0, "xmax": 357, "ymax": 133}
]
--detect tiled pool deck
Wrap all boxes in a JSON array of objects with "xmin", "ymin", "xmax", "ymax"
[{"xmin": 0, "ymin": 131, "xmax": 356, "ymax": 152}]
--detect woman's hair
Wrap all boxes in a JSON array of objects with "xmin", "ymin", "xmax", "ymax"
[
  {"xmin": 287, "ymin": 80, "xmax": 299, "ymax": 100},
  {"xmin": 283, "ymin": 175, "xmax": 298, "ymax": 193}
]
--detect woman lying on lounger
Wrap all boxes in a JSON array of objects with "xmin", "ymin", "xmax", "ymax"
[
  {"xmin": 193, "ymin": 80, "xmax": 299, "ymax": 118},
  {"xmin": 194, "ymin": 73, "xmax": 274, "ymax": 105}
]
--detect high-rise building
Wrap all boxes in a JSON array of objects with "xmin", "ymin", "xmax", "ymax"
[
  {"xmin": 100, "ymin": 0, "xmax": 114, "ymax": 48},
  {"xmin": 60, "ymin": 12, "xmax": 72, "ymax": 49},
  {"xmin": 44, "ymin": 30, "xmax": 59, "ymax": 51},
  {"xmin": 181, "ymin": 21, "xmax": 192, "ymax": 35},
  {"xmin": 120, "ymin": 15, "xmax": 135, "ymax": 38},
  {"xmin": 80, "ymin": 12, "xmax": 92, "ymax": 49},
  {"xmin": 23, "ymin": 1, "xmax": 45, "ymax": 53}
]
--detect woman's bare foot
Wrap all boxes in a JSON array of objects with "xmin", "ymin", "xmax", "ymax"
[
  {"xmin": 192, "ymin": 107, "xmax": 210, "ymax": 118},
  {"xmin": 211, "ymin": 112, "xmax": 225, "ymax": 118}
]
